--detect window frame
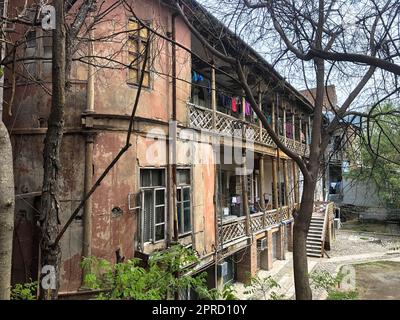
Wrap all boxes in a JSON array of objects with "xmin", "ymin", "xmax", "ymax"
[
  {"xmin": 127, "ymin": 18, "xmax": 152, "ymax": 88},
  {"xmin": 176, "ymin": 168, "xmax": 192, "ymax": 236},
  {"xmin": 139, "ymin": 168, "xmax": 167, "ymax": 247}
]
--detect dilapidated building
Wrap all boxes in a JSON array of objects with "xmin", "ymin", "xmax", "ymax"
[{"xmin": 3, "ymin": 0, "xmax": 335, "ymax": 297}]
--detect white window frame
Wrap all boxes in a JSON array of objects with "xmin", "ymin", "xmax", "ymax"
[
  {"xmin": 177, "ymin": 185, "xmax": 192, "ymax": 236},
  {"xmin": 139, "ymin": 168, "xmax": 167, "ymax": 247}
]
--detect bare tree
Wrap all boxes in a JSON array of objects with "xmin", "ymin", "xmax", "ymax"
[{"xmin": 0, "ymin": 119, "xmax": 14, "ymax": 300}]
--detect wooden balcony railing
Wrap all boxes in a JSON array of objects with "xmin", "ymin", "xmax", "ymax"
[
  {"xmin": 188, "ymin": 102, "xmax": 310, "ymax": 157},
  {"xmin": 219, "ymin": 205, "xmax": 295, "ymax": 245}
]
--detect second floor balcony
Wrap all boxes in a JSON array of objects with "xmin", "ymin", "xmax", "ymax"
[{"xmin": 187, "ymin": 102, "xmax": 310, "ymax": 157}]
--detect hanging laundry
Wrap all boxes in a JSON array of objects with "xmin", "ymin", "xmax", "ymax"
[
  {"xmin": 231, "ymin": 97, "xmax": 237, "ymax": 112},
  {"xmin": 192, "ymin": 71, "xmax": 198, "ymax": 82},
  {"xmin": 285, "ymin": 122, "xmax": 294, "ymax": 139},
  {"xmin": 224, "ymin": 96, "xmax": 232, "ymax": 109},
  {"xmin": 217, "ymin": 93, "xmax": 224, "ymax": 107},
  {"xmin": 245, "ymin": 100, "xmax": 251, "ymax": 116},
  {"xmin": 206, "ymin": 79, "xmax": 211, "ymax": 94},
  {"xmin": 254, "ymin": 111, "xmax": 258, "ymax": 120},
  {"xmin": 301, "ymin": 131, "xmax": 305, "ymax": 143}
]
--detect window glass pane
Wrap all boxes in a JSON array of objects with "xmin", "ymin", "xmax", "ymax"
[
  {"xmin": 177, "ymin": 204, "xmax": 182, "ymax": 233},
  {"xmin": 128, "ymin": 20, "xmax": 139, "ymax": 34},
  {"xmin": 151, "ymin": 169, "xmax": 164, "ymax": 186},
  {"xmin": 183, "ymin": 187, "xmax": 190, "ymax": 201},
  {"xmin": 155, "ymin": 225, "xmax": 165, "ymax": 241},
  {"xmin": 143, "ymin": 71, "xmax": 150, "ymax": 87},
  {"xmin": 155, "ymin": 189, "xmax": 165, "ymax": 205},
  {"xmin": 177, "ymin": 169, "xmax": 190, "ymax": 185},
  {"xmin": 26, "ymin": 31, "xmax": 36, "ymax": 48},
  {"xmin": 128, "ymin": 41, "xmax": 138, "ymax": 55},
  {"xmin": 183, "ymin": 203, "xmax": 191, "ymax": 233},
  {"xmin": 140, "ymin": 26, "xmax": 148, "ymax": 39},
  {"xmin": 128, "ymin": 68, "xmax": 138, "ymax": 83},
  {"xmin": 177, "ymin": 188, "xmax": 182, "ymax": 202},
  {"xmin": 155, "ymin": 206, "xmax": 164, "ymax": 224},
  {"xmin": 140, "ymin": 170, "xmax": 151, "ymax": 187},
  {"xmin": 143, "ymin": 190, "xmax": 153, "ymax": 242}
]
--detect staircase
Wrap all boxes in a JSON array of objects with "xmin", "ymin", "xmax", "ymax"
[{"xmin": 306, "ymin": 216, "xmax": 325, "ymax": 257}]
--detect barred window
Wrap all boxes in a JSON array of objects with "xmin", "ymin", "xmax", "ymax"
[{"xmin": 127, "ymin": 19, "xmax": 151, "ymax": 87}]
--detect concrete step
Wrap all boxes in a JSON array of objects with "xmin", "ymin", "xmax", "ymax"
[
  {"xmin": 309, "ymin": 231, "xmax": 323, "ymax": 235},
  {"xmin": 307, "ymin": 234, "xmax": 322, "ymax": 239},
  {"xmin": 307, "ymin": 239, "xmax": 322, "ymax": 245},
  {"xmin": 310, "ymin": 222, "xmax": 324, "ymax": 226},
  {"xmin": 307, "ymin": 244, "xmax": 322, "ymax": 250},
  {"xmin": 307, "ymin": 249, "xmax": 321, "ymax": 255},
  {"xmin": 307, "ymin": 252, "xmax": 322, "ymax": 257}
]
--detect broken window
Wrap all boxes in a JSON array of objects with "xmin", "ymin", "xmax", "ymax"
[
  {"xmin": 177, "ymin": 169, "xmax": 191, "ymax": 235},
  {"xmin": 140, "ymin": 169, "xmax": 166, "ymax": 244},
  {"xmin": 42, "ymin": 30, "xmax": 52, "ymax": 76},
  {"xmin": 23, "ymin": 30, "xmax": 37, "ymax": 78},
  {"xmin": 127, "ymin": 18, "xmax": 151, "ymax": 87}
]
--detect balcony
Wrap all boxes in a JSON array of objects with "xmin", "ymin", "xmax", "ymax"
[
  {"xmin": 218, "ymin": 205, "xmax": 293, "ymax": 246},
  {"xmin": 219, "ymin": 202, "xmax": 335, "ymax": 246},
  {"xmin": 187, "ymin": 102, "xmax": 309, "ymax": 157}
]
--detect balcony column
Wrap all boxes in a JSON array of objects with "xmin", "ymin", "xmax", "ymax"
[
  {"xmin": 276, "ymin": 225, "xmax": 286, "ymax": 260},
  {"xmin": 292, "ymin": 112, "xmax": 296, "ymax": 141},
  {"xmin": 236, "ymin": 242, "xmax": 257, "ymax": 284},
  {"xmin": 241, "ymin": 151, "xmax": 250, "ymax": 236},
  {"xmin": 283, "ymin": 106, "xmax": 287, "ymax": 144},
  {"xmin": 241, "ymin": 94, "xmax": 246, "ymax": 121},
  {"xmin": 258, "ymin": 91, "xmax": 263, "ymax": 137},
  {"xmin": 260, "ymin": 231, "xmax": 273, "ymax": 270},
  {"xmin": 299, "ymin": 114, "xmax": 303, "ymax": 143},
  {"xmin": 292, "ymin": 161, "xmax": 299, "ymax": 204},
  {"xmin": 308, "ymin": 115, "xmax": 312, "ymax": 144},
  {"xmin": 259, "ymin": 155, "xmax": 265, "ymax": 208},
  {"xmin": 211, "ymin": 64, "xmax": 216, "ymax": 129},
  {"xmin": 271, "ymin": 156, "xmax": 279, "ymax": 209},
  {"xmin": 283, "ymin": 159, "xmax": 290, "ymax": 206},
  {"xmin": 271, "ymin": 101, "xmax": 276, "ymax": 132}
]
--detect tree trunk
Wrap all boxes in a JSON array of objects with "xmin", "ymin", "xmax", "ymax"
[
  {"xmin": 293, "ymin": 177, "xmax": 316, "ymax": 300},
  {"xmin": 39, "ymin": 1, "xmax": 66, "ymax": 300},
  {"xmin": 0, "ymin": 120, "xmax": 15, "ymax": 300}
]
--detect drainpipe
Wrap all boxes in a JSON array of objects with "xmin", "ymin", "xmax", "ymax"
[
  {"xmin": 82, "ymin": 27, "xmax": 95, "ymax": 263},
  {"xmin": 171, "ymin": 14, "xmax": 178, "ymax": 243}
]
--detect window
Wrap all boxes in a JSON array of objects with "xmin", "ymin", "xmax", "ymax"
[
  {"xmin": 140, "ymin": 169, "xmax": 166, "ymax": 244},
  {"xmin": 177, "ymin": 169, "xmax": 191, "ymax": 235},
  {"xmin": 127, "ymin": 18, "xmax": 151, "ymax": 87},
  {"xmin": 42, "ymin": 31, "xmax": 52, "ymax": 76},
  {"xmin": 24, "ymin": 30, "xmax": 37, "ymax": 77}
]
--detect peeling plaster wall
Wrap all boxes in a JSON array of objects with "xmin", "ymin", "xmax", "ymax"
[{"xmin": 4, "ymin": 0, "xmax": 208, "ymax": 293}]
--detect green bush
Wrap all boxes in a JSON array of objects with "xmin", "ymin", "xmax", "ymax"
[
  {"xmin": 244, "ymin": 275, "xmax": 286, "ymax": 300},
  {"xmin": 11, "ymin": 281, "xmax": 38, "ymax": 300},
  {"xmin": 82, "ymin": 245, "xmax": 212, "ymax": 300},
  {"xmin": 327, "ymin": 290, "xmax": 359, "ymax": 300},
  {"xmin": 310, "ymin": 270, "xmax": 358, "ymax": 300}
]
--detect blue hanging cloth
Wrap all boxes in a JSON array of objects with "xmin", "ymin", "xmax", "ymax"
[{"xmin": 192, "ymin": 71, "xmax": 198, "ymax": 82}]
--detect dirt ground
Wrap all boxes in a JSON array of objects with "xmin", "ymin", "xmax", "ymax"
[
  {"xmin": 342, "ymin": 221, "xmax": 400, "ymax": 235},
  {"xmin": 352, "ymin": 261, "xmax": 400, "ymax": 300}
]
